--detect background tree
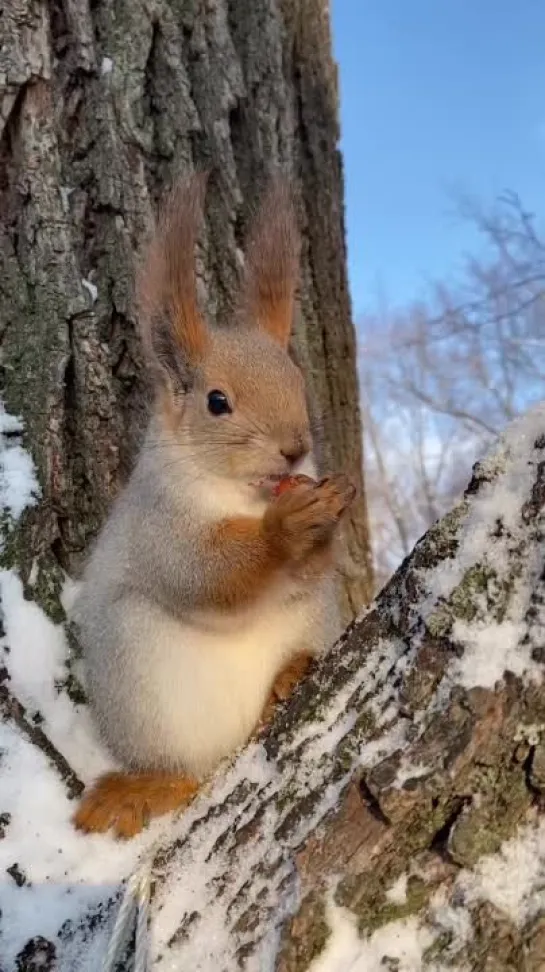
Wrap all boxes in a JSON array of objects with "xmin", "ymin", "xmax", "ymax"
[
  {"xmin": 0, "ymin": 0, "xmax": 373, "ymax": 622},
  {"xmin": 360, "ymin": 193, "xmax": 545, "ymax": 588}
]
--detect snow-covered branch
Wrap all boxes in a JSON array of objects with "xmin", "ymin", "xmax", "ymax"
[{"xmin": 2, "ymin": 404, "xmax": 545, "ymax": 969}]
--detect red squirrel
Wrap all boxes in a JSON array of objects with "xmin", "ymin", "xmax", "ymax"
[{"xmin": 72, "ymin": 175, "xmax": 355, "ymax": 838}]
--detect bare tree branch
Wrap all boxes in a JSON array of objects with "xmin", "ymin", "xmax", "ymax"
[{"xmin": 360, "ymin": 191, "xmax": 545, "ymax": 590}]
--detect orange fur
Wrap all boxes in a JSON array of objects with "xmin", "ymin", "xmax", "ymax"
[
  {"xmin": 260, "ymin": 652, "xmax": 314, "ymax": 726},
  {"xmin": 138, "ymin": 172, "xmax": 210, "ymax": 370},
  {"xmin": 73, "ymin": 771, "xmax": 199, "ymax": 839},
  {"xmin": 300, "ymin": 541, "xmax": 335, "ymax": 580},
  {"xmin": 240, "ymin": 179, "xmax": 301, "ymax": 347},
  {"xmin": 264, "ymin": 475, "xmax": 356, "ymax": 563},
  {"xmin": 206, "ymin": 516, "xmax": 282, "ymax": 608},
  {"xmin": 197, "ymin": 478, "xmax": 354, "ymax": 611}
]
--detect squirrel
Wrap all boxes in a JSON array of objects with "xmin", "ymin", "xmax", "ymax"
[{"xmin": 72, "ymin": 174, "xmax": 356, "ymax": 839}]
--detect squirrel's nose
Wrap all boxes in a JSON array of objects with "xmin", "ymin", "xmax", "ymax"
[{"xmin": 280, "ymin": 436, "xmax": 309, "ymax": 468}]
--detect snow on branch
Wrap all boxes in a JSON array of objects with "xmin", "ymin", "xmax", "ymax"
[{"xmin": 1, "ymin": 404, "xmax": 545, "ymax": 969}]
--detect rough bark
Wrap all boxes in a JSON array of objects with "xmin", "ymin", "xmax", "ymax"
[{"xmin": 0, "ymin": 0, "xmax": 373, "ymax": 623}]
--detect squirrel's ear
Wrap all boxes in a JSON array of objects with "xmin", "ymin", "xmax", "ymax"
[
  {"xmin": 239, "ymin": 178, "xmax": 301, "ymax": 348},
  {"xmin": 137, "ymin": 172, "xmax": 209, "ymax": 391}
]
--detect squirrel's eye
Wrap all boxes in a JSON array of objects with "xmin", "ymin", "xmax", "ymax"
[{"xmin": 207, "ymin": 389, "xmax": 232, "ymax": 416}]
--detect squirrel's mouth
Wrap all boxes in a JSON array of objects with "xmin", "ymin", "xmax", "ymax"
[
  {"xmin": 251, "ymin": 473, "xmax": 318, "ymax": 498},
  {"xmin": 251, "ymin": 475, "xmax": 283, "ymax": 495},
  {"xmin": 254, "ymin": 474, "xmax": 284, "ymax": 487}
]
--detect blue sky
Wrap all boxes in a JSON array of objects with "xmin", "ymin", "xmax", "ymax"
[{"xmin": 331, "ymin": 1, "xmax": 545, "ymax": 316}]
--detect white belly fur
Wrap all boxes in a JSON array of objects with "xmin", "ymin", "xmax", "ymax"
[{"xmin": 103, "ymin": 582, "xmax": 321, "ymax": 779}]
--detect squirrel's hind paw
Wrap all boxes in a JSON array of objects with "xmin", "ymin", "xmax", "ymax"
[
  {"xmin": 73, "ymin": 771, "xmax": 199, "ymax": 839},
  {"xmin": 258, "ymin": 652, "xmax": 313, "ymax": 730}
]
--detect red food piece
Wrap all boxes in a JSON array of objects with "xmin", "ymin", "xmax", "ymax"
[{"xmin": 272, "ymin": 474, "xmax": 315, "ymax": 497}]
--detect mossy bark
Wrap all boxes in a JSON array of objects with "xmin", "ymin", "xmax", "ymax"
[{"xmin": 0, "ymin": 0, "xmax": 373, "ymax": 622}]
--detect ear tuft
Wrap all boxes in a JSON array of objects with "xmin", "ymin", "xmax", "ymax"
[
  {"xmin": 137, "ymin": 172, "xmax": 210, "ymax": 390},
  {"xmin": 239, "ymin": 178, "xmax": 301, "ymax": 348}
]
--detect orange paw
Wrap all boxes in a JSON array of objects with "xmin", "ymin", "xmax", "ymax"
[
  {"xmin": 73, "ymin": 771, "xmax": 199, "ymax": 839},
  {"xmin": 259, "ymin": 652, "xmax": 313, "ymax": 729}
]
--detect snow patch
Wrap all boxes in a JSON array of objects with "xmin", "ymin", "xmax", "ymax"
[
  {"xmin": 393, "ymin": 758, "xmax": 431, "ymax": 790},
  {"xmin": 309, "ymin": 899, "xmax": 435, "ymax": 972},
  {"xmin": 453, "ymin": 617, "xmax": 539, "ymax": 689},
  {"xmin": 385, "ymin": 873, "xmax": 408, "ymax": 905},
  {"xmin": 419, "ymin": 402, "xmax": 545, "ymax": 692},
  {"xmin": 457, "ymin": 817, "xmax": 545, "ymax": 926},
  {"xmin": 0, "ymin": 570, "xmax": 162, "ymax": 966},
  {"xmin": 61, "ymin": 574, "xmax": 82, "ymax": 616},
  {"xmin": 0, "ymin": 406, "xmax": 40, "ymax": 520},
  {"xmin": 81, "ymin": 278, "xmax": 98, "ymax": 303},
  {"xmin": 59, "ymin": 185, "xmax": 74, "ymax": 214}
]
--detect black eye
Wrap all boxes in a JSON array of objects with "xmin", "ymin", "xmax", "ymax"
[{"xmin": 207, "ymin": 389, "xmax": 232, "ymax": 416}]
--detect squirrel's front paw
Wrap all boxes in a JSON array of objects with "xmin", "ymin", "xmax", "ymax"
[{"xmin": 263, "ymin": 473, "xmax": 356, "ymax": 562}]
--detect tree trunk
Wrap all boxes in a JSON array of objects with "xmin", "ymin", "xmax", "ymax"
[{"xmin": 0, "ymin": 0, "xmax": 373, "ymax": 623}]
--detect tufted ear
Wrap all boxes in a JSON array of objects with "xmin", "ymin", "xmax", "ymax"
[
  {"xmin": 239, "ymin": 178, "xmax": 301, "ymax": 348},
  {"xmin": 137, "ymin": 172, "xmax": 209, "ymax": 392}
]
